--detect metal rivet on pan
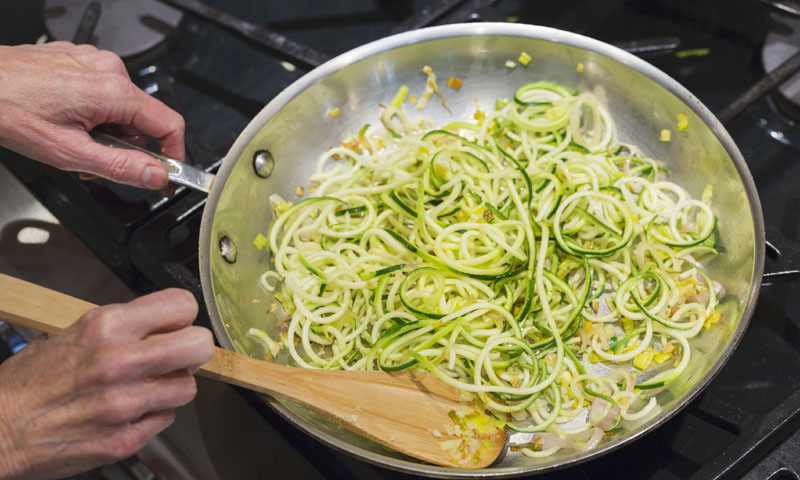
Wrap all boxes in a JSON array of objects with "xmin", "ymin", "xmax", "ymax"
[
  {"xmin": 253, "ymin": 150, "xmax": 275, "ymax": 178},
  {"xmin": 219, "ymin": 236, "xmax": 237, "ymax": 263}
]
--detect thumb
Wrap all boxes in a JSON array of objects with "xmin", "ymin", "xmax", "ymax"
[{"xmin": 72, "ymin": 136, "xmax": 169, "ymax": 189}]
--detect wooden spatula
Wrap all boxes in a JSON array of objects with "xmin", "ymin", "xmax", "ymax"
[{"xmin": 0, "ymin": 273, "xmax": 508, "ymax": 469}]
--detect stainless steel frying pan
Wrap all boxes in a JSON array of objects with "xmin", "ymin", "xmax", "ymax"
[{"xmin": 116, "ymin": 23, "xmax": 764, "ymax": 477}]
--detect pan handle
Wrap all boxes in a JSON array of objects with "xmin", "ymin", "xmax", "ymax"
[
  {"xmin": 763, "ymin": 222, "xmax": 800, "ymax": 282},
  {"xmin": 91, "ymin": 132, "xmax": 216, "ymax": 194}
]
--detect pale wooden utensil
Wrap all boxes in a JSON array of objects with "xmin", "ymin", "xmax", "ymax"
[{"xmin": 0, "ymin": 273, "xmax": 507, "ymax": 469}]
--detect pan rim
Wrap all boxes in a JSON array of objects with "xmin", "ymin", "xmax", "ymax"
[{"xmin": 199, "ymin": 22, "xmax": 765, "ymax": 477}]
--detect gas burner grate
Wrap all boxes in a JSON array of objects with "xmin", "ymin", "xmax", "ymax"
[{"xmin": 1, "ymin": 1, "xmax": 800, "ymax": 478}]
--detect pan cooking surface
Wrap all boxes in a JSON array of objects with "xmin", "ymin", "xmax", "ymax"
[{"xmin": 204, "ymin": 21, "xmax": 761, "ymax": 479}]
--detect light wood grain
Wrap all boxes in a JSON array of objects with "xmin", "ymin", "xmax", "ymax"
[{"xmin": 0, "ymin": 273, "xmax": 506, "ymax": 468}]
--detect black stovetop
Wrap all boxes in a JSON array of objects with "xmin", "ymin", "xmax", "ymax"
[{"xmin": 1, "ymin": 1, "xmax": 799, "ymax": 479}]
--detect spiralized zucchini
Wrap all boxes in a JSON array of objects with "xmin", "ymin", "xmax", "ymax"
[{"xmin": 260, "ymin": 81, "xmax": 723, "ymax": 457}]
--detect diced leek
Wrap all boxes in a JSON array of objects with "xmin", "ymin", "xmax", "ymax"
[
  {"xmin": 391, "ymin": 85, "xmax": 409, "ymax": 108},
  {"xmin": 274, "ymin": 291, "xmax": 294, "ymax": 314},
  {"xmin": 518, "ymin": 51, "xmax": 532, "ymax": 66},
  {"xmin": 328, "ymin": 108, "xmax": 340, "ymax": 117},
  {"xmin": 439, "ymin": 438, "xmax": 463, "ymax": 450},
  {"xmin": 253, "ymin": 233, "xmax": 268, "ymax": 251},
  {"xmin": 633, "ymin": 350, "xmax": 655, "ymax": 370},
  {"xmin": 434, "ymin": 164, "xmax": 451, "ymax": 179},
  {"xmin": 704, "ymin": 310, "xmax": 722, "ymax": 329},
  {"xmin": 677, "ymin": 112, "xmax": 689, "ymax": 131},
  {"xmin": 247, "ymin": 328, "xmax": 283, "ymax": 357},
  {"xmin": 654, "ymin": 352, "xmax": 672, "ymax": 364},
  {"xmin": 417, "ymin": 65, "xmax": 449, "ymax": 112},
  {"xmin": 446, "ymin": 76, "xmax": 463, "ymax": 90},
  {"xmin": 660, "ymin": 129, "xmax": 671, "ymax": 142},
  {"xmin": 577, "ymin": 62, "xmax": 584, "ymax": 73},
  {"xmin": 269, "ymin": 194, "xmax": 290, "ymax": 218},
  {"xmin": 619, "ymin": 341, "xmax": 641, "ymax": 354},
  {"xmin": 702, "ymin": 184, "xmax": 713, "ymax": 204},
  {"xmin": 622, "ymin": 318, "xmax": 634, "ymax": 334}
]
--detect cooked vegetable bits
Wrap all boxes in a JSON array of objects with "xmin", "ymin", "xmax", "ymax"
[
  {"xmin": 677, "ymin": 112, "xmax": 689, "ymax": 131},
  {"xmin": 260, "ymin": 80, "xmax": 723, "ymax": 458},
  {"xmin": 446, "ymin": 76, "xmax": 463, "ymax": 90}
]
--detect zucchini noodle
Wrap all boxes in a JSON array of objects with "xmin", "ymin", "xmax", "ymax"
[{"xmin": 260, "ymin": 81, "xmax": 723, "ymax": 458}]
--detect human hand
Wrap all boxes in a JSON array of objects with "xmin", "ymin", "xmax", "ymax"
[
  {"xmin": 0, "ymin": 41, "xmax": 184, "ymax": 189},
  {"xmin": 0, "ymin": 289, "xmax": 213, "ymax": 479}
]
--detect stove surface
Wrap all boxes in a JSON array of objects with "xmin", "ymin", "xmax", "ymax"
[{"xmin": 1, "ymin": 1, "xmax": 799, "ymax": 479}]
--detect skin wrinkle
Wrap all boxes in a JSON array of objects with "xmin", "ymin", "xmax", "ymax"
[
  {"xmin": 13, "ymin": 340, "xmax": 92, "ymax": 446},
  {"xmin": 6, "ymin": 337, "xmax": 97, "ymax": 452},
  {"xmin": 15, "ymin": 398, "xmax": 79, "ymax": 448},
  {"xmin": 16, "ymin": 374, "xmax": 175, "ymax": 449},
  {"xmin": 21, "ymin": 414, "xmax": 121, "ymax": 447}
]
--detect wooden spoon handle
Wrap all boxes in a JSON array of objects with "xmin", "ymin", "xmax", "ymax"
[{"xmin": 0, "ymin": 273, "xmax": 94, "ymax": 333}]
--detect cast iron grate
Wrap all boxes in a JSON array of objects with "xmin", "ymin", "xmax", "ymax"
[{"xmin": 1, "ymin": 1, "xmax": 799, "ymax": 478}]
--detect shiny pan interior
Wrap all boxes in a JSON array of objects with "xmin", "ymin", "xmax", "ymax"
[{"xmin": 198, "ymin": 23, "xmax": 764, "ymax": 478}]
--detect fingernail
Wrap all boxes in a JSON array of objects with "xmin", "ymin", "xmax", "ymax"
[{"xmin": 142, "ymin": 165, "xmax": 167, "ymax": 189}]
